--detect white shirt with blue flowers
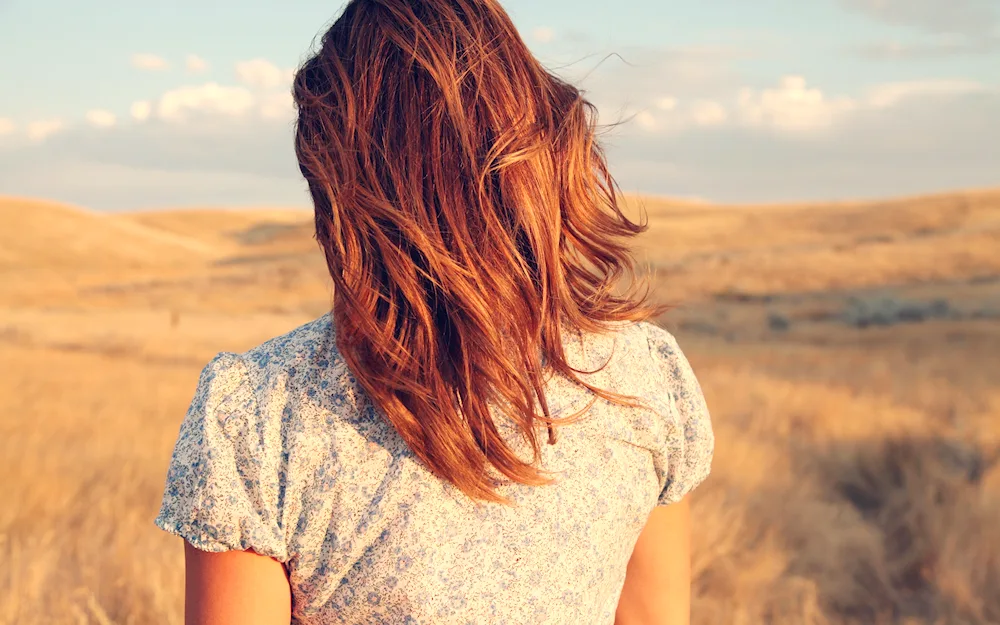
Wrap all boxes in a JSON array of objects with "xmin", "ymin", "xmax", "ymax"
[{"xmin": 155, "ymin": 314, "xmax": 714, "ymax": 624}]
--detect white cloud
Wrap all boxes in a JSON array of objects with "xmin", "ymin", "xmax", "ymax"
[
  {"xmin": 185, "ymin": 54, "xmax": 209, "ymax": 74},
  {"xmin": 532, "ymin": 27, "xmax": 555, "ymax": 43},
  {"xmin": 127, "ymin": 72, "xmax": 295, "ymax": 126},
  {"xmin": 0, "ymin": 118, "xmax": 14, "ymax": 136},
  {"xmin": 130, "ymin": 100, "xmax": 152, "ymax": 122},
  {"xmin": 157, "ymin": 83, "xmax": 256, "ymax": 121},
  {"xmin": 119, "ymin": 60, "xmax": 297, "ymax": 125},
  {"xmin": 131, "ymin": 53, "xmax": 170, "ymax": 72},
  {"xmin": 1, "ymin": 82, "xmax": 996, "ymax": 207},
  {"xmin": 627, "ymin": 74, "xmax": 995, "ymax": 141},
  {"xmin": 85, "ymin": 109, "xmax": 117, "ymax": 128},
  {"xmin": 691, "ymin": 99, "xmax": 728, "ymax": 127},
  {"xmin": 235, "ymin": 59, "xmax": 291, "ymax": 90},
  {"xmin": 25, "ymin": 119, "xmax": 65, "ymax": 142},
  {"xmin": 3, "ymin": 37, "xmax": 997, "ymax": 209},
  {"xmin": 656, "ymin": 96, "xmax": 678, "ymax": 111},
  {"xmin": 258, "ymin": 91, "xmax": 295, "ymax": 120},
  {"xmin": 635, "ymin": 111, "xmax": 660, "ymax": 131},
  {"xmin": 603, "ymin": 73, "xmax": 1000, "ymax": 202},
  {"xmin": 630, "ymin": 76, "xmax": 853, "ymax": 136},
  {"xmin": 736, "ymin": 76, "xmax": 857, "ymax": 134}
]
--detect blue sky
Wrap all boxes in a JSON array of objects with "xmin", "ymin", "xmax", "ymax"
[{"xmin": 0, "ymin": 0, "xmax": 998, "ymax": 209}]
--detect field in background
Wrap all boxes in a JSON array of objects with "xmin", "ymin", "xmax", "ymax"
[{"xmin": 1, "ymin": 190, "xmax": 999, "ymax": 624}]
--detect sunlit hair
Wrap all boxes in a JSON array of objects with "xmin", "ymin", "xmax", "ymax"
[{"xmin": 293, "ymin": 0, "xmax": 662, "ymax": 504}]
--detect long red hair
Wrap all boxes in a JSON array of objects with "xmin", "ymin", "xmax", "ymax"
[{"xmin": 293, "ymin": 0, "xmax": 661, "ymax": 504}]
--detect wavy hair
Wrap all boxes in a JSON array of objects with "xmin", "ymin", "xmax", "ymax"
[{"xmin": 293, "ymin": 0, "xmax": 662, "ymax": 504}]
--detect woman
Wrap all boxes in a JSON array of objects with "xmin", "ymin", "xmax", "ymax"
[{"xmin": 155, "ymin": 0, "xmax": 714, "ymax": 623}]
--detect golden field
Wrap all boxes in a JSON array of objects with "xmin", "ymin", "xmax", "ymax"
[{"xmin": 1, "ymin": 189, "xmax": 999, "ymax": 624}]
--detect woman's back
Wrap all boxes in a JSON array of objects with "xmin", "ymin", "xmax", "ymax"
[
  {"xmin": 156, "ymin": 314, "xmax": 712, "ymax": 624},
  {"xmin": 155, "ymin": 0, "xmax": 714, "ymax": 620}
]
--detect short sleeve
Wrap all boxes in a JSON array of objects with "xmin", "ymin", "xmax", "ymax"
[
  {"xmin": 643, "ymin": 323, "xmax": 715, "ymax": 506},
  {"xmin": 154, "ymin": 352, "xmax": 289, "ymax": 562}
]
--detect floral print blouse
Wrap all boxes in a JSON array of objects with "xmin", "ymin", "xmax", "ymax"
[{"xmin": 155, "ymin": 314, "xmax": 714, "ymax": 624}]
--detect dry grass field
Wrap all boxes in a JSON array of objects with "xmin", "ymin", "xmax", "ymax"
[{"xmin": 1, "ymin": 189, "xmax": 999, "ymax": 624}]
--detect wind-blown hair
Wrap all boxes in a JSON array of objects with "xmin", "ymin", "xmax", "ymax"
[{"xmin": 293, "ymin": 0, "xmax": 661, "ymax": 504}]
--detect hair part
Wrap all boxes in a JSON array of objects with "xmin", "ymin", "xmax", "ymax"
[{"xmin": 293, "ymin": 0, "xmax": 663, "ymax": 504}]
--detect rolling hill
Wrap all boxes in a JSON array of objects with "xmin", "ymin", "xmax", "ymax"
[{"xmin": 0, "ymin": 197, "xmax": 221, "ymax": 269}]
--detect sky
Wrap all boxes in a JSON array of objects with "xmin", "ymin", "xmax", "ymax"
[{"xmin": 0, "ymin": 0, "xmax": 998, "ymax": 210}]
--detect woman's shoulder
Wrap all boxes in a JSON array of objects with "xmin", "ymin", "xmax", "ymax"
[
  {"xmin": 632, "ymin": 320, "xmax": 683, "ymax": 356},
  {"xmin": 572, "ymin": 319, "xmax": 680, "ymax": 362},
  {"xmin": 572, "ymin": 319, "xmax": 701, "ymax": 401},
  {"xmin": 216, "ymin": 313, "xmax": 354, "ymax": 399},
  {"xmin": 157, "ymin": 312, "xmax": 349, "ymax": 561},
  {"xmin": 629, "ymin": 320, "xmax": 700, "ymax": 388},
  {"xmin": 239, "ymin": 312, "xmax": 340, "ymax": 373},
  {"xmin": 213, "ymin": 312, "xmax": 361, "ymax": 421}
]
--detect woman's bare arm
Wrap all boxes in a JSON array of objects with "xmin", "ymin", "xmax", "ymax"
[
  {"xmin": 184, "ymin": 543, "xmax": 292, "ymax": 625},
  {"xmin": 615, "ymin": 498, "xmax": 692, "ymax": 625}
]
